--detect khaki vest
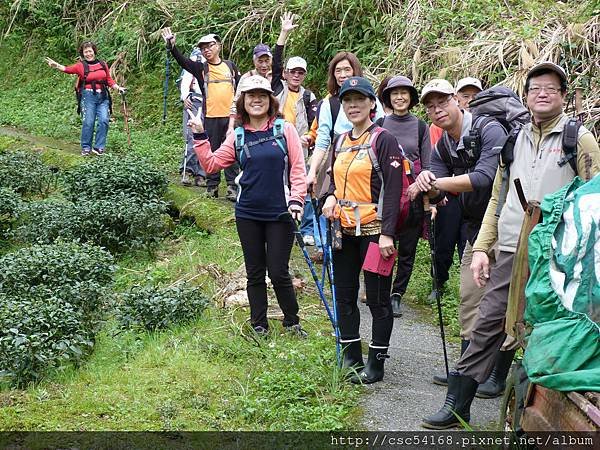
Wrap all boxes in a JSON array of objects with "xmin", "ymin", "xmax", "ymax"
[{"xmin": 497, "ymin": 114, "xmax": 589, "ymax": 252}]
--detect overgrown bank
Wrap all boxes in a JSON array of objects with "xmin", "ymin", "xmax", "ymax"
[{"xmin": 0, "ymin": 135, "xmax": 360, "ymax": 430}]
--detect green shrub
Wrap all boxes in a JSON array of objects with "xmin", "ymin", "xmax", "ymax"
[
  {"xmin": 117, "ymin": 285, "xmax": 210, "ymax": 331},
  {"xmin": 14, "ymin": 195, "xmax": 169, "ymax": 253},
  {"xmin": 0, "ymin": 242, "xmax": 115, "ymax": 292},
  {"xmin": 62, "ymin": 154, "xmax": 169, "ymax": 202},
  {"xmin": 0, "ymin": 294, "xmax": 95, "ymax": 387},
  {"xmin": 0, "ymin": 187, "xmax": 22, "ymax": 236},
  {"xmin": 0, "ymin": 242, "xmax": 115, "ymax": 387},
  {"xmin": 0, "ymin": 151, "xmax": 54, "ymax": 196},
  {"xmin": 0, "ymin": 241, "xmax": 115, "ymax": 322}
]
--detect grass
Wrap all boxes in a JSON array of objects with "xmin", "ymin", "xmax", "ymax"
[
  {"xmin": 0, "ymin": 311, "xmax": 357, "ymax": 431},
  {"xmin": 0, "ymin": 204, "xmax": 361, "ymax": 430}
]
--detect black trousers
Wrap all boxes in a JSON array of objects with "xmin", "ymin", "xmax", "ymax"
[
  {"xmin": 434, "ymin": 195, "xmax": 467, "ymax": 285},
  {"xmin": 333, "ymin": 233, "xmax": 394, "ymax": 347},
  {"xmin": 391, "ymin": 221, "xmax": 422, "ymax": 296},
  {"xmin": 205, "ymin": 117, "xmax": 239, "ymax": 189},
  {"xmin": 236, "ymin": 217, "xmax": 299, "ymax": 329}
]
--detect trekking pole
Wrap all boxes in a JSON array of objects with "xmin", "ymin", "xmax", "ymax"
[
  {"xmin": 120, "ymin": 90, "xmax": 131, "ymax": 148},
  {"xmin": 326, "ymin": 219, "xmax": 341, "ymax": 366},
  {"xmin": 278, "ymin": 212, "xmax": 336, "ymax": 329},
  {"xmin": 181, "ymin": 142, "xmax": 189, "ymax": 184},
  {"xmin": 162, "ymin": 45, "xmax": 170, "ymax": 125},
  {"xmin": 426, "ymin": 196, "xmax": 449, "ymax": 377},
  {"xmin": 308, "ymin": 188, "xmax": 329, "ymax": 288}
]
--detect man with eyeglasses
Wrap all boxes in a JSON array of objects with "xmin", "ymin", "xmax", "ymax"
[
  {"xmin": 162, "ymin": 28, "xmax": 241, "ymax": 201},
  {"xmin": 427, "ymin": 77, "xmax": 483, "ymax": 304},
  {"xmin": 407, "ymin": 78, "xmax": 507, "ymax": 406},
  {"xmin": 421, "ymin": 63, "xmax": 600, "ymax": 429}
]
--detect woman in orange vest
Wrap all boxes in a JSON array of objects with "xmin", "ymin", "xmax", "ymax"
[{"xmin": 322, "ymin": 77, "xmax": 403, "ymax": 384}]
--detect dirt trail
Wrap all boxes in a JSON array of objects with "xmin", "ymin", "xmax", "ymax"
[
  {"xmin": 0, "ymin": 126, "xmax": 79, "ymax": 153},
  {"xmin": 358, "ymin": 301, "xmax": 501, "ymax": 430}
]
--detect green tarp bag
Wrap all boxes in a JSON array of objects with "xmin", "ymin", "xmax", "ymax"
[{"xmin": 523, "ymin": 174, "xmax": 600, "ymax": 392}]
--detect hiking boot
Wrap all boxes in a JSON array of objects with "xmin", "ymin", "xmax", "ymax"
[
  {"xmin": 476, "ymin": 349, "xmax": 516, "ymax": 399},
  {"xmin": 432, "ymin": 339, "xmax": 469, "ymax": 386},
  {"xmin": 390, "ymin": 293, "xmax": 402, "ymax": 318},
  {"xmin": 350, "ymin": 345, "xmax": 389, "ymax": 384},
  {"xmin": 284, "ymin": 324, "xmax": 307, "ymax": 338},
  {"xmin": 427, "ymin": 283, "xmax": 445, "ymax": 304},
  {"xmin": 310, "ymin": 250, "xmax": 324, "ymax": 264},
  {"xmin": 341, "ymin": 339, "xmax": 364, "ymax": 371},
  {"xmin": 252, "ymin": 325, "xmax": 269, "ymax": 337},
  {"xmin": 206, "ymin": 186, "xmax": 218, "ymax": 198},
  {"xmin": 303, "ymin": 235, "xmax": 315, "ymax": 246},
  {"xmin": 81, "ymin": 148, "xmax": 91, "ymax": 156},
  {"xmin": 226, "ymin": 186, "xmax": 238, "ymax": 202},
  {"xmin": 422, "ymin": 372, "xmax": 478, "ymax": 429},
  {"xmin": 181, "ymin": 171, "xmax": 194, "ymax": 186},
  {"xmin": 194, "ymin": 175, "xmax": 207, "ymax": 187},
  {"xmin": 91, "ymin": 148, "xmax": 105, "ymax": 156}
]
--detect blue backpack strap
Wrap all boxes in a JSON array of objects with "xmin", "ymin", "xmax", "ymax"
[
  {"xmin": 234, "ymin": 126, "xmax": 249, "ymax": 165},
  {"xmin": 272, "ymin": 118, "xmax": 287, "ymax": 155}
]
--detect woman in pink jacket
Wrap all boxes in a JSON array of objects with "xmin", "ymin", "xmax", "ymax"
[{"xmin": 189, "ymin": 75, "xmax": 308, "ymax": 337}]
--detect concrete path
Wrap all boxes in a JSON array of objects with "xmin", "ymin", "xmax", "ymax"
[{"xmin": 358, "ymin": 301, "xmax": 501, "ymax": 431}]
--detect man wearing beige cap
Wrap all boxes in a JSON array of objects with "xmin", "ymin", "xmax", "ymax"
[
  {"xmin": 408, "ymin": 78, "xmax": 507, "ymax": 397},
  {"xmin": 428, "ymin": 77, "xmax": 483, "ymax": 307},
  {"xmin": 162, "ymin": 28, "xmax": 241, "ymax": 200},
  {"xmin": 421, "ymin": 62, "xmax": 600, "ymax": 429},
  {"xmin": 455, "ymin": 77, "xmax": 483, "ymax": 109}
]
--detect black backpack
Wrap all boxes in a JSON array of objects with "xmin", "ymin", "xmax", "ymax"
[
  {"xmin": 437, "ymin": 87, "xmax": 531, "ymax": 224},
  {"xmin": 469, "ymin": 88, "xmax": 582, "ymax": 217},
  {"xmin": 75, "ymin": 60, "xmax": 112, "ymax": 115}
]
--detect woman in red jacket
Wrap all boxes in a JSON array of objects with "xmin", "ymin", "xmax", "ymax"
[{"xmin": 46, "ymin": 42, "xmax": 125, "ymax": 156}]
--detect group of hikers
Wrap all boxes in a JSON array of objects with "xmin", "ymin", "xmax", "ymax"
[{"xmin": 45, "ymin": 13, "xmax": 600, "ymax": 429}]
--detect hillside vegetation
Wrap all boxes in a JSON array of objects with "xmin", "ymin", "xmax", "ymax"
[{"xmin": 0, "ymin": 0, "xmax": 598, "ymax": 149}]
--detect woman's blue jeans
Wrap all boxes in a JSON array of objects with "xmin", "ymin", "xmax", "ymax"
[{"xmin": 80, "ymin": 90, "xmax": 110, "ymax": 150}]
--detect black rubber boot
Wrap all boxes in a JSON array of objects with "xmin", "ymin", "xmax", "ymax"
[
  {"xmin": 350, "ymin": 346, "xmax": 389, "ymax": 384},
  {"xmin": 390, "ymin": 293, "xmax": 402, "ymax": 318},
  {"xmin": 341, "ymin": 340, "xmax": 364, "ymax": 370},
  {"xmin": 476, "ymin": 349, "xmax": 516, "ymax": 398},
  {"xmin": 432, "ymin": 339, "xmax": 469, "ymax": 386},
  {"xmin": 422, "ymin": 372, "xmax": 478, "ymax": 429}
]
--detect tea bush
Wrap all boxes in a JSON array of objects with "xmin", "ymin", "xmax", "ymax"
[
  {"xmin": 117, "ymin": 285, "xmax": 210, "ymax": 331},
  {"xmin": 14, "ymin": 195, "xmax": 169, "ymax": 253},
  {"xmin": 0, "ymin": 242, "xmax": 115, "ymax": 386},
  {"xmin": 0, "ymin": 295, "xmax": 95, "ymax": 387},
  {"xmin": 0, "ymin": 151, "xmax": 54, "ymax": 196},
  {"xmin": 0, "ymin": 187, "xmax": 22, "ymax": 236},
  {"xmin": 62, "ymin": 154, "xmax": 169, "ymax": 202}
]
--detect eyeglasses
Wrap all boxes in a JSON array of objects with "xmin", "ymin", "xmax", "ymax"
[
  {"xmin": 425, "ymin": 96, "xmax": 453, "ymax": 112},
  {"xmin": 200, "ymin": 42, "xmax": 217, "ymax": 52},
  {"xmin": 287, "ymin": 69, "xmax": 306, "ymax": 76},
  {"xmin": 528, "ymin": 85, "xmax": 560, "ymax": 96}
]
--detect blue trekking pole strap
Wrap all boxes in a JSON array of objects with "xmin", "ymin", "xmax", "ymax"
[{"xmin": 326, "ymin": 219, "xmax": 340, "ymax": 366}]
